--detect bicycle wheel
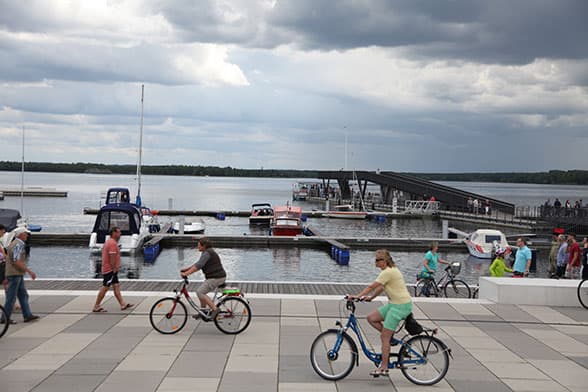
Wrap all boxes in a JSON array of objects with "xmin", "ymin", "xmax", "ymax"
[
  {"xmin": 310, "ymin": 330, "xmax": 357, "ymax": 381},
  {"xmin": 214, "ymin": 297, "xmax": 252, "ymax": 335},
  {"xmin": 443, "ymin": 279, "xmax": 471, "ymax": 298},
  {"xmin": 578, "ymin": 280, "xmax": 588, "ymax": 309},
  {"xmin": 0, "ymin": 305, "xmax": 9, "ymax": 339},
  {"xmin": 149, "ymin": 297, "xmax": 188, "ymax": 334},
  {"xmin": 399, "ymin": 335, "xmax": 449, "ymax": 385},
  {"xmin": 415, "ymin": 280, "xmax": 426, "ymax": 297}
]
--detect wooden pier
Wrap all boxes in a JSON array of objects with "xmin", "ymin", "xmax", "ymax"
[{"xmin": 0, "ymin": 187, "xmax": 68, "ymax": 197}]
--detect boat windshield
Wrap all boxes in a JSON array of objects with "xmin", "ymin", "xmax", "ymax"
[
  {"xmin": 484, "ymin": 235, "xmax": 502, "ymax": 244},
  {"xmin": 275, "ymin": 219, "xmax": 299, "ymax": 226}
]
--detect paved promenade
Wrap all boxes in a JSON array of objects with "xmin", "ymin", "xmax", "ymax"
[{"xmin": 0, "ymin": 290, "xmax": 587, "ymax": 392}]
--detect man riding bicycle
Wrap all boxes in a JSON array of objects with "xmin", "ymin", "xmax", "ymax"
[{"xmin": 180, "ymin": 237, "xmax": 226, "ymax": 320}]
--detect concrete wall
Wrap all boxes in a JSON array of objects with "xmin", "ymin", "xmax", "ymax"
[{"xmin": 479, "ymin": 277, "xmax": 581, "ymax": 307}]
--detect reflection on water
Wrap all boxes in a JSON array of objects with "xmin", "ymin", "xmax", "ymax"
[{"xmin": 28, "ymin": 245, "xmax": 552, "ymax": 284}]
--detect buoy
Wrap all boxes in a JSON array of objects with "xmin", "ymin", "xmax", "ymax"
[
  {"xmin": 338, "ymin": 249, "xmax": 350, "ymax": 265},
  {"xmin": 216, "ymin": 213, "xmax": 226, "ymax": 220}
]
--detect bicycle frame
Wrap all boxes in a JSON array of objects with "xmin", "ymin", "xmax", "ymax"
[
  {"xmin": 418, "ymin": 266, "xmax": 454, "ymax": 294},
  {"xmin": 336, "ymin": 310, "xmax": 427, "ymax": 369},
  {"xmin": 172, "ymin": 279, "xmax": 245, "ymax": 318}
]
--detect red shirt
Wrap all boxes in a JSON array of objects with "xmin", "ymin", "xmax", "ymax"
[
  {"xmin": 568, "ymin": 242, "xmax": 581, "ymax": 267},
  {"xmin": 101, "ymin": 238, "xmax": 120, "ymax": 274}
]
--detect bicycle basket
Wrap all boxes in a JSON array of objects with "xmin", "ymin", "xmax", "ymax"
[
  {"xmin": 405, "ymin": 313, "xmax": 423, "ymax": 335},
  {"xmin": 450, "ymin": 262, "xmax": 461, "ymax": 275}
]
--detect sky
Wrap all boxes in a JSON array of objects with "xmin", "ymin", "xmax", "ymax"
[{"xmin": 1, "ymin": 0, "xmax": 587, "ymax": 172}]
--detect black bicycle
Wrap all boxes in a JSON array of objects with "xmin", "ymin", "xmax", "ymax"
[
  {"xmin": 578, "ymin": 279, "xmax": 588, "ymax": 309},
  {"xmin": 0, "ymin": 304, "xmax": 9, "ymax": 338},
  {"xmin": 415, "ymin": 262, "xmax": 471, "ymax": 298}
]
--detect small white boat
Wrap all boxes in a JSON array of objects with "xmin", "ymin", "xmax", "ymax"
[
  {"xmin": 172, "ymin": 219, "xmax": 205, "ymax": 234},
  {"xmin": 249, "ymin": 203, "xmax": 274, "ymax": 225},
  {"xmin": 449, "ymin": 228, "xmax": 510, "ymax": 259},
  {"xmin": 292, "ymin": 183, "xmax": 309, "ymax": 201},
  {"xmin": 323, "ymin": 204, "xmax": 367, "ymax": 219}
]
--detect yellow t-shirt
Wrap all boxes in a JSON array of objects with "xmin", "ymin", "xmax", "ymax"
[{"xmin": 375, "ymin": 267, "xmax": 412, "ymax": 304}]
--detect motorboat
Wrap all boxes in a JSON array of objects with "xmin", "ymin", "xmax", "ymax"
[
  {"xmin": 323, "ymin": 204, "xmax": 367, "ymax": 219},
  {"xmin": 292, "ymin": 183, "xmax": 309, "ymax": 201},
  {"xmin": 448, "ymin": 228, "xmax": 510, "ymax": 259},
  {"xmin": 249, "ymin": 203, "xmax": 274, "ymax": 225},
  {"xmin": 89, "ymin": 188, "xmax": 150, "ymax": 255},
  {"xmin": 271, "ymin": 206, "xmax": 304, "ymax": 236},
  {"xmin": 172, "ymin": 219, "xmax": 205, "ymax": 234},
  {"xmin": 0, "ymin": 208, "xmax": 41, "ymax": 248}
]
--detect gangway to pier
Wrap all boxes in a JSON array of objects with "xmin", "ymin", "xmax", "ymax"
[{"xmin": 317, "ymin": 170, "xmax": 515, "ymax": 214}]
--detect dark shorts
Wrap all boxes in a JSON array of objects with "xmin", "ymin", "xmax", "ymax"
[
  {"xmin": 102, "ymin": 271, "xmax": 119, "ymax": 287},
  {"xmin": 513, "ymin": 271, "xmax": 525, "ymax": 277},
  {"xmin": 0, "ymin": 262, "xmax": 5, "ymax": 282}
]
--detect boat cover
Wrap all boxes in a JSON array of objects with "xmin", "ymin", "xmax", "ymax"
[{"xmin": 0, "ymin": 209, "xmax": 21, "ymax": 231}]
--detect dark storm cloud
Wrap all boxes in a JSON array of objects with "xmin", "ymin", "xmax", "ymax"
[{"xmin": 156, "ymin": 0, "xmax": 588, "ymax": 65}]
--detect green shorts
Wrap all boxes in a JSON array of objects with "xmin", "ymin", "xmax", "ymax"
[{"xmin": 378, "ymin": 302, "xmax": 413, "ymax": 331}]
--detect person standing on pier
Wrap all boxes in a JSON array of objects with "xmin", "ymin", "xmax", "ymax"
[
  {"xmin": 92, "ymin": 226, "xmax": 134, "ymax": 313},
  {"xmin": 581, "ymin": 237, "xmax": 588, "ymax": 280},
  {"xmin": 556, "ymin": 234, "xmax": 568, "ymax": 278},
  {"xmin": 2, "ymin": 227, "xmax": 39, "ymax": 324},
  {"xmin": 548, "ymin": 233, "xmax": 560, "ymax": 277},
  {"xmin": 489, "ymin": 248, "xmax": 512, "ymax": 277},
  {"xmin": 350, "ymin": 249, "xmax": 412, "ymax": 377},
  {"xmin": 566, "ymin": 233, "xmax": 581, "ymax": 280},
  {"xmin": 513, "ymin": 238, "xmax": 532, "ymax": 277}
]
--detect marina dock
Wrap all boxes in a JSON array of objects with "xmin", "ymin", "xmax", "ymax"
[
  {"xmin": 26, "ymin": 233, "xmax": 553, "ymax": 252},
  {"xmin": 0, "ymin": 187, "xmax": 68, "ymax": 197}
]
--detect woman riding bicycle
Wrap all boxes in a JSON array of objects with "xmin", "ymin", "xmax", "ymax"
[
  {"xmin": 421, "ymin": 241, "xmax": 450, "ymax": 278},
  {"xmin": 350, "ymin": 249, "xmax": 412, "ymax": 377},
  {"xmin": 180, "ymin": 237, "xmax": 226, "ymax": 320}
]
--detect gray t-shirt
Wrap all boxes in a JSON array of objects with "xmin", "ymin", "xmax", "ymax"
[{"xmin": 194, "ymin": 251, "xmax": 211, "ymax": 269}]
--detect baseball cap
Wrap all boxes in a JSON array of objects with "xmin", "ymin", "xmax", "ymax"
[{"xmin": 14, "ymin": 226, "xmax": 32, "ymax": 235}]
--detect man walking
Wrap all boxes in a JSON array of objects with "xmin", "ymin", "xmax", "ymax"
[
  {"xmin": 566, "ymin": 233, "xmax": 581, "ymax": 279},
  {"xmin": 513, "ymin": 238, "xmax": 532, "ymax": 277},
  {"xmin": 2, "ymin": 227, "xmax": 39, "ymax": 324},
  {"xmin": 92, "ymin": 226, "xmax": 133, "ymax": 312}
]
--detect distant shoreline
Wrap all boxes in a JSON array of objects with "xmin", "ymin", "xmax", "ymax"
[{"xmin": 0, "ymin": 161, "xmax": 587, "ymax": 185}]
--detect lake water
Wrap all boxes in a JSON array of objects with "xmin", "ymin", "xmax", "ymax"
[{"xmin": 1, "ymin": 171, "xmax": 586, "ymax": 283}]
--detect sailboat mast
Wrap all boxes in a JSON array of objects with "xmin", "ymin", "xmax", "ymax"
[
  {"xmin": 136, "ymin": 84, "xmax": 144, "ymax": 206},
  {"xmin": 20, "ymin": 126, "xmax": 25, "ymax": 214}
]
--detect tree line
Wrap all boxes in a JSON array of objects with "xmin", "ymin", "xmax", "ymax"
[{"xmin": 0, "ymin": 161, "xmax": 587, "ymax": 184}]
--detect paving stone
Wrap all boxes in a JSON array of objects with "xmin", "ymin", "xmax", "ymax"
[
  {"xmin": 55, "ymin": 357, "xmax": 120, "ymax": 375},
  {"xmin": 278, "ymin": 354, "xmax": 316, "ymax": 383},
  {"xmin": 484, "ymin": 304, "xmax": 540, "ymax": 323},
  {"xmin": 416, "ymin": 303, "xmax": 466, "ymax": 321},
  {"xmin": 518, "ymin": 305, "xmax": 577, "ymax": 324},
  {"xmin": 157, "ymin": 376, "xmax": 219, "ymax": 392},
  {"xmin": 279, "ymin": 382, "xmax": 337, "ymax": 392},
  {"xmin": 0, "ymin": 369, "xmax": 53, "ymax": 392},
  {"xmin": 28, "ymin": 296, "xmax": 77, "ymax": 314},
  {"xmin": 168, "ymin": 351, "xmax": 228, "ymax": 378},
  {"xmin": 94, "ymin": 370, "xmax": 166, "ymax": 392},
  {"xmin": 248, "ymin": 298, "xmax": 281, "ymax": 316},
  {"xmin": 218, "ymin": 371, "xmax": 277, "ymax": 392},
  {"xmin": 483, "ymin": 361, "xmax": 551, "ymax": 379},
  {"xmin": 568, "ymin": 355, "xmax": 588, "ymax": 368},
  {"xmin": 550, "ymin": 306, "xmax": 588, "ymax": 323},
  {"xmin": 447, "ymin": 379, "xmax": 512, "ymax": 392},
  {"xmin": 502, "ymin": 377, "xmax": 568, "ymax": 391},
  {"xmin": 30, "ymin": 374, "xmax": 105, "ymax": 392},
  {"xmin": 63, "ymin": 314, "xmax": 125, "ymax": 333},
  {"xmin": 528, "ymin": 359, "xmax": 588, "ymax": 389}
]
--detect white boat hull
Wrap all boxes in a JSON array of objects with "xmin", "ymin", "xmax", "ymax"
[{"xmin": 89, "ymin": 232, "xmax": 147, "ymax": 256}]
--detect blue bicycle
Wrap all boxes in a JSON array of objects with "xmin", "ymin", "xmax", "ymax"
[{"xmin": 310, "ymin": 297, "xmax": 451, "ymax": 385}]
